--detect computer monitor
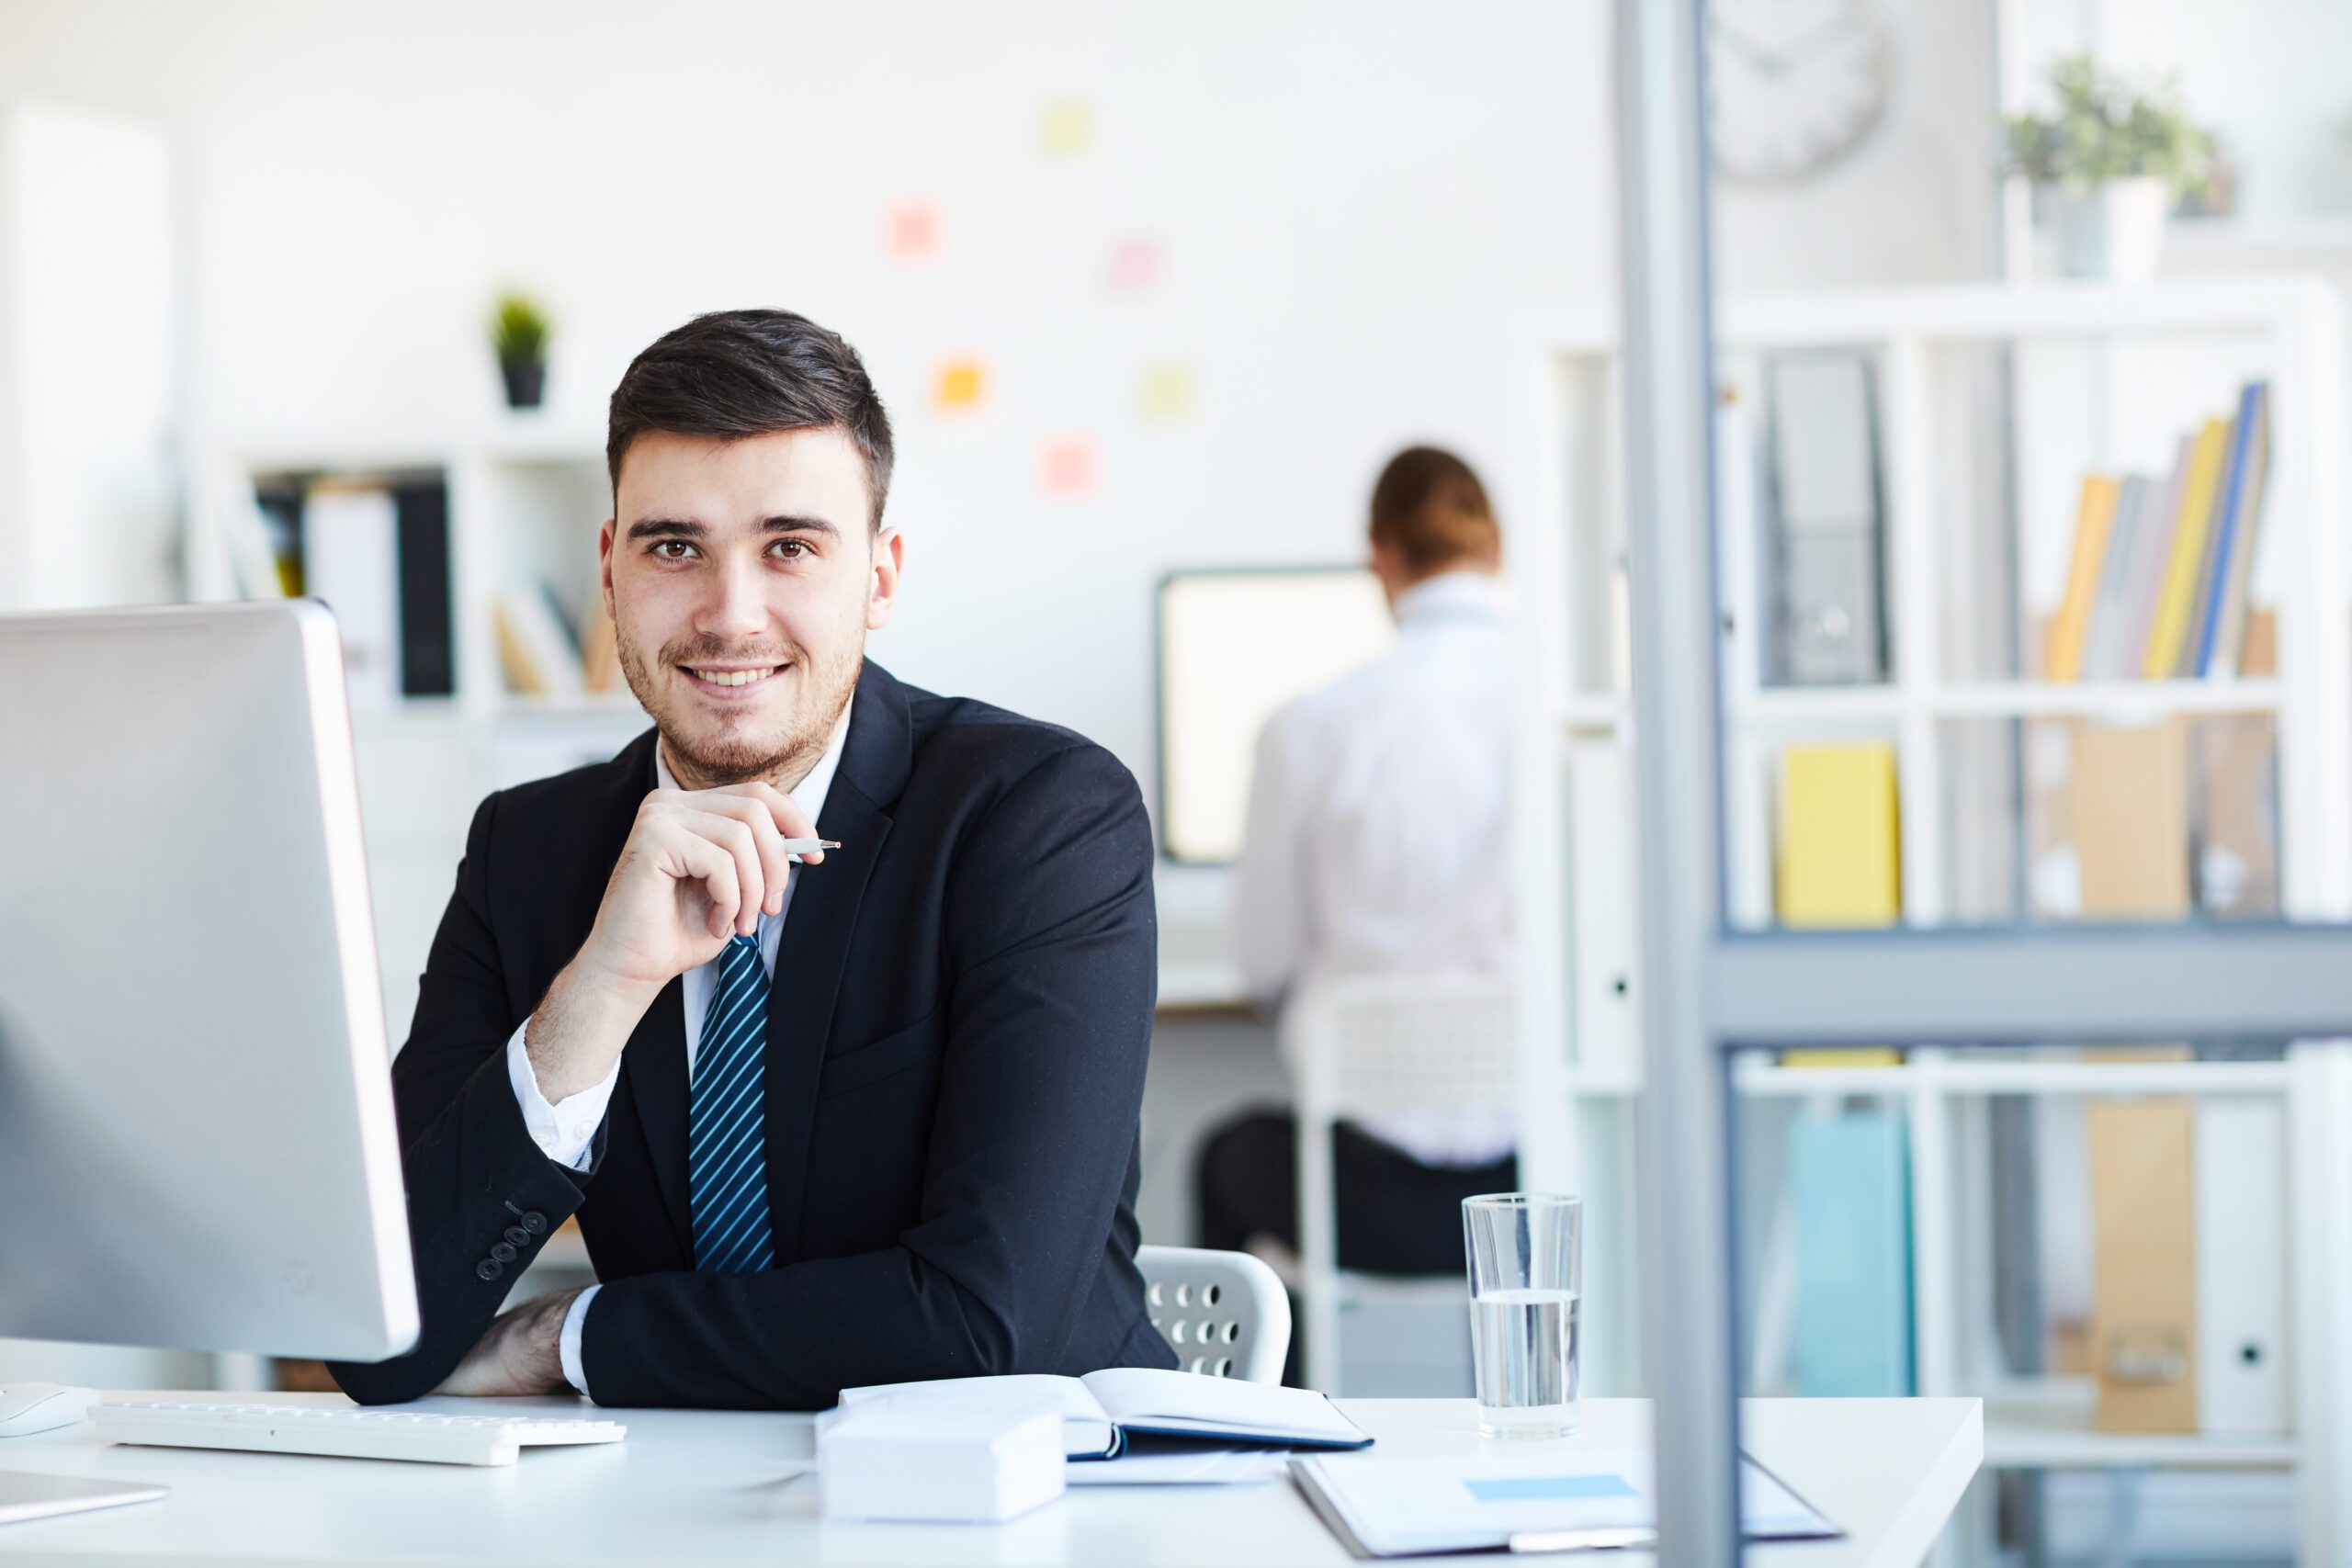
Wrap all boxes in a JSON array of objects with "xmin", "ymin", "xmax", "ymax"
[
  {"xmin": 0, "ymin": 601, "xmax": 418, "ymax": 1362},
  {"xmin": 1155, "ymin": 568, "xmax": 1394, "ymax": 864}
]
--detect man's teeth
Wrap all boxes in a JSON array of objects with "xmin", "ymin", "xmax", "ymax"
[{"xmin": 688, "ymin": 668, "xmax": 777, "ymax": 687}]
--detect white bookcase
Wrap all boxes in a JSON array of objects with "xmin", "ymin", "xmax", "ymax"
[
  {"xmin": 1506, "ymin": 276, "xmax": 2352, "ymax": 1561},
  {"xmin": 181, "ymin": 418, "xmax": 649, "ymax": 1045}
]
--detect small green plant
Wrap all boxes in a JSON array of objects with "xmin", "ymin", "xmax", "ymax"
[
  {"xmin": 2004, "ymin": 54, "xmax": 2213, "ymax": 195},
  {"xmin": 491, "ymin": 292, "xmax": 549, "ymax": 367}
]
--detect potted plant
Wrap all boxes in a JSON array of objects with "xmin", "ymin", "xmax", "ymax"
[
  {"xmin": 491, "ymin": 292, "xmax": 549, "ymax": 409},
  {"xmin": 2005, "ymin": 54, "xmax": 2213, "ymax": 281}
]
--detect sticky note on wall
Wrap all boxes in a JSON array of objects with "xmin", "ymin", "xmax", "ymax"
[
  {"xmin": 886, "ymin": 202, "xmax": 941, "ymax": 262},
  {"xmin": 1106, "ymin": 236, "xmax": 1160, "ymax": 294},
  {"xmin": 1139, "ymin": 364, "xmax": 1193, "ymax": 421},
  {"xmin": 1038, "ymin": 436, "xmax": 1098, "ymax": 499},
  {"xmin": 933, "ymin": 359, "xmax": 988, "ymax": 412},
  {"xmin": 1040, "ymin": 100, "xmax": 1092, "ymax": 156}
]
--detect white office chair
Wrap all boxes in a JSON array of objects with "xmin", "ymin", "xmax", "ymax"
[
  {"xmin": 1283, "ymin": 974, "xmax": 1518, "ymax": 1394},
  {"xmin": 1135, "ymin": 1244, "xmax": 1292, "ymax": 1385}
]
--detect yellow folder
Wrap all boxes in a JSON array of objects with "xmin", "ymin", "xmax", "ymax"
[
  {"xmin": 2143, "ymin": 419, "xmax": 2231, "ymax": 679},
  {"xmin": 2045, "ymin": 475, "xmax": 2120, "ymax": 682}
]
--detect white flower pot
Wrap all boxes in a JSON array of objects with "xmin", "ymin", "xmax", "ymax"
[{"xmin": 2049, "ymin": 176, "xmax": 2171, "ymax": 281}]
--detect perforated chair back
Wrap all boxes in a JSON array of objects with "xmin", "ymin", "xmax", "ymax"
[
  {"xmin": 1286, "ymin": 973, "xmax": 1520, "ymax": 1117},
  {"xmin": 1283, "ymin": 973, "xmax": 1518, "ymax": 1393},
  {"xmin": 1135, "ymin": 1244, "xmax": 1293, "ymax": 1384}
]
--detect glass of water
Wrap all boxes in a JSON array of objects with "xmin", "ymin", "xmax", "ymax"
[{"xmin": 1463, "ymin": 1192, "xmax": 1582, "ymax": 1438}]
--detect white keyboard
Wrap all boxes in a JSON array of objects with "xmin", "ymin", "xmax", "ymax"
[{"xmin": 92, "ymin": 1401, "xmax": 626, "ymax": 1467}]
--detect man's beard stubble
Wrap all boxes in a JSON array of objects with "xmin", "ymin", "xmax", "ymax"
[{"xmin": 616, "ymin": 622, "xmax": 864, "ymax": 791}]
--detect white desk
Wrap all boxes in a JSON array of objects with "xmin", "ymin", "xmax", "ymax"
[{"xmin": 0, "ymin": 1393, "xmax": 1979, "ymax": 1566}]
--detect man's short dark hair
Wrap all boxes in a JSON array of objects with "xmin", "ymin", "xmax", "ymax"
[{"xmin": 606, "ymin": 309, "xmax": 896, "ymax": 529}]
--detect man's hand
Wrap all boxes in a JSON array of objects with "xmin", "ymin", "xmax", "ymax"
[
  {"xmin": 433, "ymin": 1286, "xmax": 584, "ymax": 1397},
  {"xmin": 526, "ymin": 782, "xmax": 824, "ymax": 1100}
]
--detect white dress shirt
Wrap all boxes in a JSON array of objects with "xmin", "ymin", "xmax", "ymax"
[
  {"xmin": 503, "ymin": 722, "xmax": 846, "ymax": 1397},
  {"xmin": 1230, "ymin": 570, "xmax": 1516, "ymax": 1167}
]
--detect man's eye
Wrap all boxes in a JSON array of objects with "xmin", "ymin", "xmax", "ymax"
[
  {"xmin": 770, "ymin": 538, "xmax": 810, "ymax": 559},
  {"xmin": 651, "ymin": 541, "xmax": 696, "ymax": 560}
]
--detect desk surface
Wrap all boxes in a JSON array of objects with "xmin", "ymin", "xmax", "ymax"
[{"xmin": 0, "ymin": 1393, "xmax": 1980, "ymax": 1567}]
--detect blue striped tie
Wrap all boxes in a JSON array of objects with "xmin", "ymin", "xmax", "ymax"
[{"xmin": 689, "ymin": 934, "xmax": 774, "ymax": 1273}]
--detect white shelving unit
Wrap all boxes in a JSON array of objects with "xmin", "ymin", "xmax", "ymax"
[
  {"xmin": 1505, "ymin": 276, "xmax": 2352, "ymax": 1558},
  {"xmin": 181, "ymin": 419, "xmax": 652, "ymax": 1046}
]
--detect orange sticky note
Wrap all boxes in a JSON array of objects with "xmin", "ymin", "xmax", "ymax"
[
  {"xmin": 1139, "ymin": 364, "xmax": 1193, "ymax": 420},
  {"xmin": 933, "ymin": 359, "xmax": 987, "ymax": 412},
  {"xmin": 1040, "ymin": 99, "xmax": 1092, "ymax": 156},
  {"xmin": 1038, "ymin": 435, "xmax": 1098, "ymax": 498},
  {"xmin": 885, "ymin": 202, "xmax": 941, "ymax": 262},
  {"xmin": 1106, "ymin": 236, "xmax": 1160, "ymax": 293}
]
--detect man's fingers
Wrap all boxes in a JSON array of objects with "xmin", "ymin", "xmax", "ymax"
[
  {"xmin": 673, "ymin": 809, "xmax": 768, "ymax": 936},
  {"xmin": 648, "ymin": 818, "xmax": 743, "ymax": 939},
  {"xmin": 683, "ymin": 794, "xmax": 796, "ymax": 916},
  {"xmin": 724, "ymin": 782, "xmax": 824, "ymax": 864}
]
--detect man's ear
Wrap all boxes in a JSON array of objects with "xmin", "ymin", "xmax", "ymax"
[
  {"xmin": 598, "ymin": 519, "xmax": 617, "ymax": 622},
  {"xmin": 865, "ymin": 526, "xmax": 904, "ymax": 632}
]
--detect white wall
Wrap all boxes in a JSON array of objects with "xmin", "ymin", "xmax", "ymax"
[{"xmin": 0, "ymin": 0, "xmax": 1997, "ymax": 787}]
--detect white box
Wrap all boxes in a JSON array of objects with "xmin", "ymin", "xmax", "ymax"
[{"xmin": 817, "ymin": 1396, "xmax": 1065, "ymax": 1523}]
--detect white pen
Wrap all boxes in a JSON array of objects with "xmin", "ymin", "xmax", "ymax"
[{"xmin": 783, "ymin": 838, "xmax": 841, "ymax": 860}]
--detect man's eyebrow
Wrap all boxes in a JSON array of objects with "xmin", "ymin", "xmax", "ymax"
[
  {"xmin": 624, "ymin": 517, "xmax": 706, "ymax": 542},
  {"xmin": 759, "ymin": 514, "xmax": 841, "ymax": 538}
]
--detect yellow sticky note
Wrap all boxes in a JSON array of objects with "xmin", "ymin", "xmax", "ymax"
[
  {"xmin": 933, "ymin": 359, "xmax": 987, "ymax": 412},
  {"xmin": 1038, "ymin": 435, "xmax": 1098, "ymax": 499},
  {"xmin": 1139, "ymin": 364, "xmax": 1193, "ymax": 421},
  {"xmin": 1040, "ymin": 99, "xmax": 1092, "ymax": 156}
]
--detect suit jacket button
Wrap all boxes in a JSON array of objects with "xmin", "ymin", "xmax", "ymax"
[
  {"xmin": 490, "ymin": 1242, "xmax": 518, "ymax": 1264},
  {"xmin": 503, "ymin": 1226, "xmax": 531, "ymax": 1247},
  {"xmin": 521, "ymin": 1212, "xmax": 548, "ymax": 1235},
  {"xmin": 476, "ymin": 1258, "xmax": 503, "ymax": 1281}
]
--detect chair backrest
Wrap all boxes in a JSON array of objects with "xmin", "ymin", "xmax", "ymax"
[
  {"xmin": 1283, "ymin": 973, "xmax": 1518, "ymax": 1117},
  {"xmin": 1135, "ymin": 1244, "xmax": 1293, "ymax": 1384}
]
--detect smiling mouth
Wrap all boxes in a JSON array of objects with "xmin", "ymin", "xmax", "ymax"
[{"xmin": 682, "ymin": 664, "xmax": 785, "ymax": 690}]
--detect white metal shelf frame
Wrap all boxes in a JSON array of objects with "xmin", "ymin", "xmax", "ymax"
[{"xmin": 1506, "ymin": 276, "xmax": 2352, "ymax": 1509}]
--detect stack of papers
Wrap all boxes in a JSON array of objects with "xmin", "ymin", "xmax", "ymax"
[{"xmin": 1292, "ymin": 1449, "xmax": 1840, "ymax": 1558}]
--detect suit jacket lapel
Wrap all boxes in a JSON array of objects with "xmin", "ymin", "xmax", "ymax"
[
  {"xmin": 590, "ymin": 731, "xmax": 696, "ymax": 1263},
  {"xmin": 762, "ymin": 661, "xmax": 913, "ymax": 1264}
]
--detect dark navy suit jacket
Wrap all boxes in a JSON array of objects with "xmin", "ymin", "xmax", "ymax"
[{"xmin": 330, "ymin": 660, "xmax": 1174, "ymax": 1407}]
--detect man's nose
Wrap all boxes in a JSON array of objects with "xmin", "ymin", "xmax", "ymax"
[{"xmin": 695, "ymin": 555, "xmax": 771, "ymax": 641}]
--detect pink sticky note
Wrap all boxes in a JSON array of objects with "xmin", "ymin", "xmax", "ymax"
[
  {"xmin": 1038, "ymin": 436, "xmax": 1098, "ymax": 499},
  {"xmin": 1106, "ymin": 236, "xmax": 1160, "ymax": 294},
  {"xmin": 886, "ymin": 202, "xmax": 941, "ymax": 262}
]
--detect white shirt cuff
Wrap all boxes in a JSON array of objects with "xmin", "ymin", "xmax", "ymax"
[
  {"xmin": 560, "ymin": 1284, "xmax": 601, "ymax": 1399},
  {"xmin": 504, "ymin": 1021, "xmax": 620, "ymax": 1171}
]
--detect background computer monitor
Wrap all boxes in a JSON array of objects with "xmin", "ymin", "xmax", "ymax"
[
  {"xmin": 0, "ymin": 602, "xmax": 418, "ymax": 1361},
  {"xmin": 1155, "ymin": 567, "xmax": 1395, "ymax": 864}
]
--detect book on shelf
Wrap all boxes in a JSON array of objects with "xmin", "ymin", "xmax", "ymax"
[
  {"xmin": 2113, "ymin": 436, "xmax": 2192, "ymax": 681},
  {"xmin": 2142, "ymin": 416, "xmax": 2232, "ymax": 679},
  {"xmin": 2191, "ymin": 381, "xmax": 2271, "ymax": 679},
  {"xmin": 492, "ymin": 585, "xmax": 586, "ymax": 698},
  {"xmin": 2088, "ymin": 1094, "xmax": 2199, "ymax": 1433},
  {"xmin": 1789, "ymin": 1111, "xmax": 1914, "ymax": 1397},
  {"xmin": 2044, "ymin": 474, "xmax": 2120, "ymax": 682},
  {"xmin": 304, "ymin": 482, "xmax": 402, "ymax": 710},
  {"xmin": 1773, "ymin": 742, "xmax": 1901, "ymax": 1067},
  {"xmin": 2072, "ymin": 720, "xmax": 2192, "ymax": 919},
  {"xmin": 2079, "ymin": 473, "xmax": 2148, "ymax": 682}
]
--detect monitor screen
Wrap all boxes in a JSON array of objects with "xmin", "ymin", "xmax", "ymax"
[{"xmin": 1156, "ymin": 568, "xmax": 1395, "ymax": 864}]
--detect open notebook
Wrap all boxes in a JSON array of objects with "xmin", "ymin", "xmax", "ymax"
[{"xmin": 837, "ymin": 1369, "xmax": 1373, "ymax": 1460}]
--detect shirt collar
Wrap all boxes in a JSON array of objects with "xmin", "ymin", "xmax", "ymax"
[
  {"xmin": 1394, "ymin": 569, "xmax": 1507, "ymax": 629},
  {"xmin": 654, "ymin": 711, "xmax": 851, "ymax": 826}
]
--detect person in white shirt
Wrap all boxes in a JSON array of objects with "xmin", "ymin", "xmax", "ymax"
[{"xmin": 1197, "ymin": 446, "xmax": 1516, "ymax": 1282}]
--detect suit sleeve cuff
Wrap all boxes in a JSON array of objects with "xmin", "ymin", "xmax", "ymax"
[
  {"xmin": 559, "ymin": 1283, "xmax": 601, "ymax": 1398},
  {"xmin": 505, "ymin": 1021, "xmax": 620, "ymax": 1171}
]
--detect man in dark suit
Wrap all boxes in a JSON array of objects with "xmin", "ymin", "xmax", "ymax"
[{"xmin": 330, "ymin": 310, "xmax": 1173, "ymax": 1408}]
